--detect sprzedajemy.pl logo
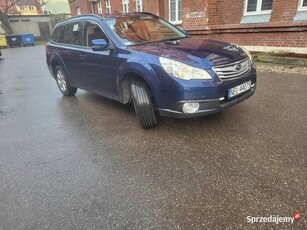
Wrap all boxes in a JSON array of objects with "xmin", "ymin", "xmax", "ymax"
[{"xmin": 247, "ymin": 212, "xmax": 302, "ymax": 224}]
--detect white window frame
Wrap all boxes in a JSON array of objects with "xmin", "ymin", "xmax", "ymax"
[
  {"xmin": 244, "ymin": 0, "xmax": 272, "ymax": 15},
  {"xmin": 169, "ymin": 0, "xmax": 182, "ymax": 25},
  {"xmin": 29, "ymin": 5, "xmax": 35, "ymax": 10},
  {"xmin": 76, "ymin": 6, "xmax": 81, "ymax": 15},
  {"xmin": 97, "ymin": 1, "xmax": 102, "ymax": 14},
  {"xmin": 19, "ymin": 5, "xmax": 25, "ymax": 11},
  {"xmin": 122, "ymin": 0, "xmax": 129, "ymax": 13},
  {"xmin": 298, "ymin": 0, "xmax": 307, "ymax": 11},
  {"xmin": 136, "ymin": 0, "xmax": 143, "ymax": 12},
  {"xmin": 106, "ymin": 0, "xmax": 111, "ymax": 14}
]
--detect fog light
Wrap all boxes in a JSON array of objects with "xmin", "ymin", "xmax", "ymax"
[{"xmin": 182, "ymin": 102, "xmax": 199, "ymax": 114}]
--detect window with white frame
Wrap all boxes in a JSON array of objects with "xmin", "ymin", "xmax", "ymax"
[
  {"xmin": 98, "ymin": 1, "xmax": 102, "ymax": 14},
  {"xmin": 19, "ymin": 5, "xmax": 25, "ymax": 11},
  {"xmin": 169, "ymin": 0, "xmax": 182, "ymax": 24},
  {"xmin": 76, "ymin": 6, "xmax": 81, "ymax": 15},
  {"xmin": 136, "ymin": 0, "xmax": 143, "ymax": 12},
  {"xmin": 245, "ymin": 0, "xmax": 273, "ymax": 14},
  {"xmin": 122, "ymin": 0, "xmax": 129, "ymax": 13},
  {"xmin": 106, "ymin": 0, "xmax": 111, "ymax": 14},
  {"xmin": 294, "ymin": 0, "xmax": 307, "ymax": 21},
  {"xmin": 29, "ymin": 5, "xmax": 35, "ymax": 10},
  {"xmin": 298, "ymin": 0, "xmax": 307, "ymax": 10}
]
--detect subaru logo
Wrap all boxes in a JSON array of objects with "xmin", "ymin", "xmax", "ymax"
[{"xmin": 235, "ymin": 64, "xmax": 242, "ymax": 71}]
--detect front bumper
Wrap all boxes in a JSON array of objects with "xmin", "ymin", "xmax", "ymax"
[{"xmin": 158, "ymin": 83, "xmax": 256, "ymax": 118}]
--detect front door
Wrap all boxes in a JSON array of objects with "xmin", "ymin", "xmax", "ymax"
[{"xmin": 79, "ymin": 21, "xmax": 120, "ymax": 95}]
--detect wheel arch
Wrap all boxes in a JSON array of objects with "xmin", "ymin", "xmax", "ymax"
[
  {"xmin": 120, "ymin": 71, "xmax": 158, "ymax": 104},
  {"xmin": 117, "ymin": 57, "xmax": 160, "ymax": 104},
  {"xmin": 50, "ymin": 53, "xmax": 69, "ymax": 80}
]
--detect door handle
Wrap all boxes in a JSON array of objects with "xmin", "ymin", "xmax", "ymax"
[{"xmin": 80, "ymin": 54, "xmax": 87, "ymax": 60}]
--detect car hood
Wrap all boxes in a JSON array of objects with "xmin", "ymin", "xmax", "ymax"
[{"xmin": 128, "ymin": 37, "xmax": 248, "ymax": 67}]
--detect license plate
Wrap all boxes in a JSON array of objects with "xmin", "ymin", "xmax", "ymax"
[{"xmin": 228, "ymin": 81, "xmax": 251, "ymax": 99}]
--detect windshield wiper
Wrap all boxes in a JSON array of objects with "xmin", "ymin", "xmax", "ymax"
[
  {"xmin": 127, "ymin": 41, "xmax": 153, "ymax": 46},
  {"xmin": 127, "ymin": 37, "xmax": 187, "ymax": 47},
  {"xmin": 161, "ymin": 37, "xmax": 186, "ymax": 42}
]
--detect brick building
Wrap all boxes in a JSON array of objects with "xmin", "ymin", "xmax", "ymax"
[
  {"xmin": 0, "ymin": 0, "xmax": 43, "ymax": 15},
  {"xmin": 68, "ymin": 0, "xmax": 307, "ymax": 53},
  {"xmin": 68, "ymin": 0, "xmax": 162, "ymax": 17}
]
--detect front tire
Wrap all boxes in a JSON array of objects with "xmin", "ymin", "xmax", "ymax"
[
  {"xmin": 55, "ymin": 66, "xmax": 77, "ymax": 96},
  {"xmin": 131, "ymin": 79, "xmax": 157, "ymax": 129}
]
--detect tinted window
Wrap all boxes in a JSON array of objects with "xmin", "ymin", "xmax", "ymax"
[
  {"xmin": 83, "ymin": 21, "xmax": 108, "ymax": 47},
  {"xmin": 51, "ymin": 26, "xmax": 63, "ymax": 43},
  {"xmin": 247, "ymin": 0, "xmax": 257, "ymax": 12},
  {"xmin": 63, "ymin": 22, "xmax": 82, "ymax": 46},
  {"xmin": 261, "ymin": 0, "xmax": 273, "ymax": 11},
  {"xmin": 246, "ymin": 0, "xmax": 272, "ymax": 12}
]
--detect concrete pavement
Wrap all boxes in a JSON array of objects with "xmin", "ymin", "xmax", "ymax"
[{"xmin": 0, "ymin": 46, "xmax": 306, "ymax": 229}]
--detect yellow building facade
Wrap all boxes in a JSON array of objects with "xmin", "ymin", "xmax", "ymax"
[{"xmin": 15, "ymin": 0, "xmax": 43, "ymax": 15}]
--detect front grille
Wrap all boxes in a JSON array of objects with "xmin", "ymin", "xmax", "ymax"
[{"xmin": 212, "ymin": 59, "xmax": 250, "ymax": 80}]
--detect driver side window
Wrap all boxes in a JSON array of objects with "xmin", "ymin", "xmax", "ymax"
[{"xmin": 83, "ymin": 21, "xmax": 108, "ymax": 47}]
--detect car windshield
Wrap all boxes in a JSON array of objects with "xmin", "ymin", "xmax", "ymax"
[{"xmin": 104, "ymin": 15, "xmax": 187, "ymax": 46}]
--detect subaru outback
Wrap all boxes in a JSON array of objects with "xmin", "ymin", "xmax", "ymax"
[{"xmin": 46, "ymin": 13, "xmax": 256, "ymax": 129}]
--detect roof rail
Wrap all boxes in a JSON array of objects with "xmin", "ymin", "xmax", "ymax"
[
  {"xmin": 140, "ymin": 12, "xmax": 158, "ymax": 17},
  {"xmin": 57, "ymin": 13, "xmax": 102, "ymax": 24}
]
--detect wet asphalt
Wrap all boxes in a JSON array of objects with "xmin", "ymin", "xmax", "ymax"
[{"xmin": 0, "ymin": 46, "xmax": 306, "ymax": 230}]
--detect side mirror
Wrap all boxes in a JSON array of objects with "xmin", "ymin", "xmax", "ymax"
[
  {"xmin": 182, "ymin": 29, "xmax": 189, "ymax": 37},
  {"xmin": 91, "ymin": 39, "xmax": 108, "ymax": 51}
]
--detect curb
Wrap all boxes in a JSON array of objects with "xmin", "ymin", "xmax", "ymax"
[{"xmin": 253, "ymin": 54, "xmax": 307, "ymax": 67}]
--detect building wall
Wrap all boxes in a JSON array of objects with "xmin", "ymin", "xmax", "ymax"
[
  {"xmin": 142, "ymin": 1, "xmax": 160, "ymax": 16},
  {"xmin": 68, "ymin": 0, "xmax": 91, "ymax": 16},
  {"xmin": 1, "ymin": 0, "xmax": 43, "ymax": 15},
  {"xmin": 207, "ymin": 0, "xmax": 244, "ymax": 26},
  {"xmin": 183, "ymin": 0, "xmax": 307, "ymax": 49},
  {"xmin": 8, "ymin": 14, "xmax": 67, "ymax": 38},
  {"xmin": 16, "ymin": 5, "xmax": 42, "ymax": 15},
  {"xmin": 69, "ymin": 0, "xmax": 160, "ymax": 16},
  {"xmin": 183, "ymin": 0, "xmax": 209, "ymax": 30},
  {"xmin": 108, "ymin": 0, "xmax": 122, "ymax": 14},
  {"xmin": 270, "ymin": 0, "xmax": 300, "ymax": 22},
  {"xmin": 9, "ymin": 15, "xmax": 52, "ymax": 36},
  {"xmin": 195, "ymin": 29, "xmax": 307, "ymax": 47},
  {"xmin": 204, "ymin": 0, "xmax": 303, "ymax": 27}
]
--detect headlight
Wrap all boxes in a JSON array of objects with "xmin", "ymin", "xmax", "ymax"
[
  {"xmin": 159, "ymin": 57, "xmax": 212, "ymax": 80},
  {"xmin": 241, "ymin": 47, "xmax": 252, "ymax": 60}
]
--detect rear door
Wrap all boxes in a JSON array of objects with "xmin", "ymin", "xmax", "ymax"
[{"xmin": 60, "ymin": 21, "xmax": 83, "ymax": 84}]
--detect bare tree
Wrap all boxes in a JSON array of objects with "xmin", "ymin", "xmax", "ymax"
[{"xmin": 0, "ymin": 0, "xmax": 21, "ymax": 34}]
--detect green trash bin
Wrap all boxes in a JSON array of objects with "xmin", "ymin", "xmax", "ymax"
[{"xmin": 6, "ymin": 35, "xmax": 22, "ymax": 47}]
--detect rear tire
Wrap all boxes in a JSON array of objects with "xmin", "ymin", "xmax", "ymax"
[
  {"xmin": 55, "ymin": 65, "xmax": 77, "ymax": 96},
  {"xmin": 131, "ymin": 79, "xmax": 157, "ymax": 129}
]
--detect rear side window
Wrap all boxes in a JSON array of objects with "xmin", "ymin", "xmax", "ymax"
[
  {"xmin": 63, "ymin": 22, "xmax": 82, "ymax": 46},
  {"xmin": 51, "ymin": 26, "xmax": 63, "ymax": 43}
]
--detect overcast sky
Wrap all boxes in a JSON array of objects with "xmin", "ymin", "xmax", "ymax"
[{"xmin": 44, "ymin": 0, "xmax": 71, "ymax": 14}]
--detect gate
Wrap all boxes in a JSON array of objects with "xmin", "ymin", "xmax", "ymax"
[{"xmin": 38, "ymin": 22, "xmax": 51, "ymax": 39}]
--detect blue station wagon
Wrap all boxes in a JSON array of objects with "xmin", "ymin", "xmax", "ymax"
[{"xmin": 46, "ymin": 13, "xmax": 256, "ymax": 129}]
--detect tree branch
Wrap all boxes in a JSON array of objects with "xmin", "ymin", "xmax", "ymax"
[{"xmin": 5, "ymin": 0, "xmax": 21, "ymax": 14}]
